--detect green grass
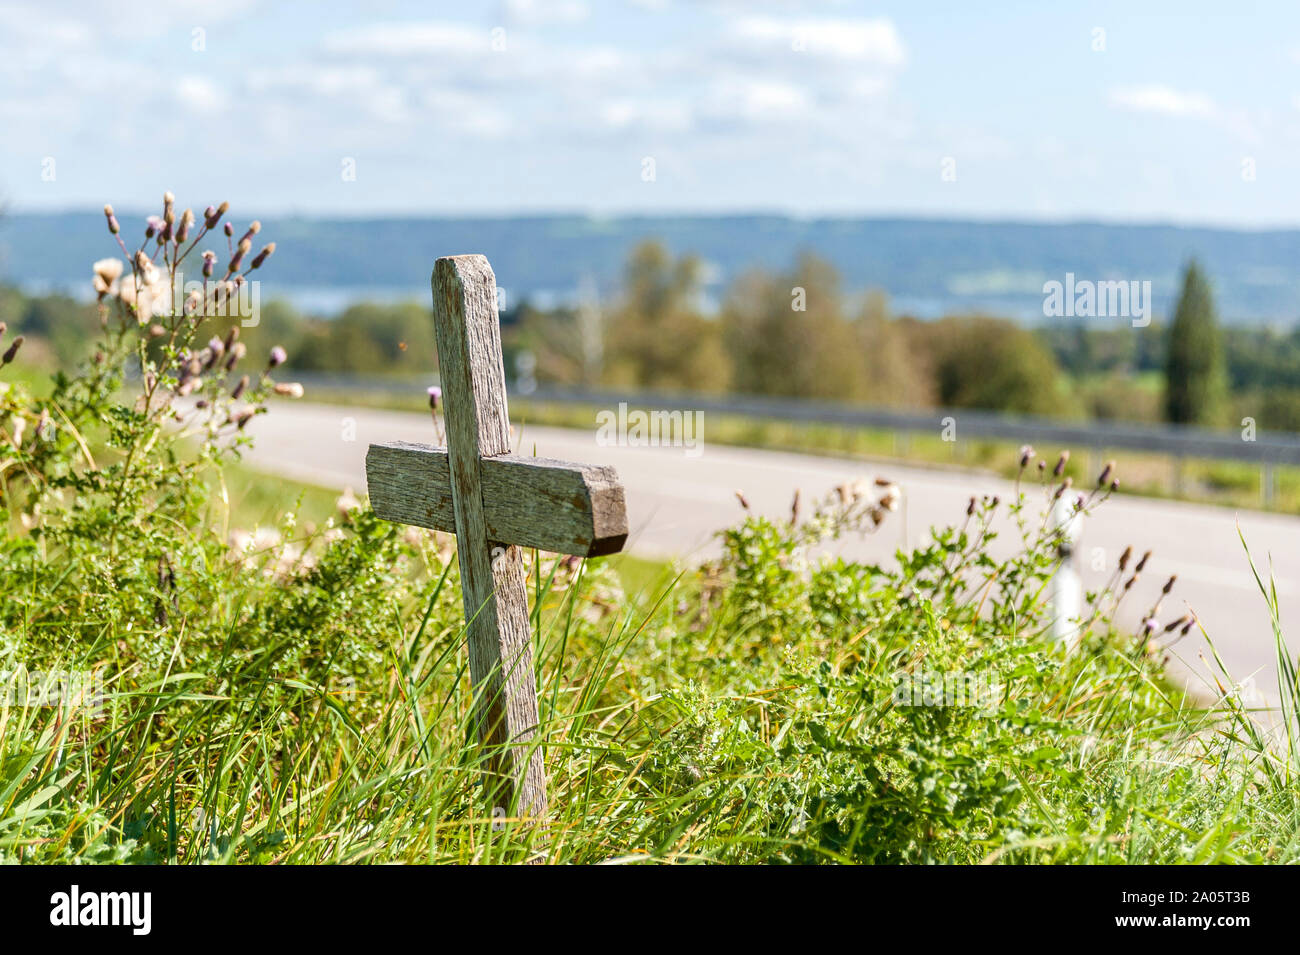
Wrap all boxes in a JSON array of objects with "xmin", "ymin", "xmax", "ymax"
[
  {"xmin": 6, "ymin": 459, "xmax": 1300, "ymax": 864},
  {"xmin": 7, "ymin": 348, "xmax": 1300, "ymax": 865}
]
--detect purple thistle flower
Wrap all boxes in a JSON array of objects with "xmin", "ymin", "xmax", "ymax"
[
  {"xmin": 427, "ymin": 385, "xmax": 441, "ymax": 411},
  {"xmin": 268, "ymin": 345, "xmax": 287, "ymax": 369}
]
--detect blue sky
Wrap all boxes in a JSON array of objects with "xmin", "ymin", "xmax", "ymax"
[{"xmin": 5, "ymin": 0, "xmax": 1300, "ymax": 224}]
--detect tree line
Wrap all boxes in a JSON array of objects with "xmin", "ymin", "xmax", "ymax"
[{"xmin": 0, "ymin": 240, "xmax": 1284, "ymax": 429}]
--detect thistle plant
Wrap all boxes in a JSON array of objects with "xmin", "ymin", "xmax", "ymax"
[{"xmin": 0, "ymin": 192, "xmax": 305, "ymax": 592}]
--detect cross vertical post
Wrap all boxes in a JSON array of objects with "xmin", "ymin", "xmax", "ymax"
[
  {"xmin": 366, "ymin": 254, "xmax": 628, "ymax": 824},
  {"xmin": 432, "ymin": 254, "xmax": 546, "ymax": 818}
]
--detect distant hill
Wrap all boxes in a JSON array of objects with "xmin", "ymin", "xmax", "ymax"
[{"xmin": 4, "ymin": 211, "xmax": 1299, "ymax": 322}]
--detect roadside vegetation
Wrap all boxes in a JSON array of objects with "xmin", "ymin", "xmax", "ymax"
[{"xmin": 2, "ymin": 198, "xmax": 1299, "ymax": 864}]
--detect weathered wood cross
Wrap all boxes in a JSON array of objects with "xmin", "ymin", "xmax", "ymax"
[{"xmin": 365, "ymin": 255, "xmax": 628, "ymax": 818}]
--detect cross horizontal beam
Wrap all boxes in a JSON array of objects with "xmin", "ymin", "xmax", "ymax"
[{"xmin": 366, "ymin": 440, "xmax": 628, "ymax": 557}]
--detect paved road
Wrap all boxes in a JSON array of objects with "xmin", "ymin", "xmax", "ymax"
[{"xmin": 244, "ymin": 401, "xmax": 1298, "ymax": 701}]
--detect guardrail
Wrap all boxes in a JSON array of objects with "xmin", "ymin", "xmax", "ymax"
[{"xmin": 297, "ymin": 372, "xmax": 1300, "ymax": 506}]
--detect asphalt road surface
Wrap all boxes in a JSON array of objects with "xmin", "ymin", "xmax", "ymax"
[{"xmin": 243, "ymin": 401, "xmax": 1298, "ymax": 702}]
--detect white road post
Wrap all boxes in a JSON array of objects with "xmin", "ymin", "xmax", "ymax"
[{"xmin": 1049, "ymin": 492, "xmax": 1085, "ymax": 650}]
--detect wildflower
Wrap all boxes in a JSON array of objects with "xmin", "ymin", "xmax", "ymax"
[
  {"xmin": 202, "ymin": 250, "xmax": 217, "ymax": 278},
  {"xmin": 1118, "ymin": 546, "xmax": 1132, "ymax": 571},
  {"xmin": 1161, "ymin": 575, "xmax": 1176, "ymax": 594},
  {"xmin": 205, "ymin": 201, "xmax": 229, "ymax": 229},
  {"xmin": 1053, "ymin": 451, "xmax": 1069, "ymax": 477},
  {"xmin": 274, "ymin": 382, "xmax": 304, "ymax": 398},
  {"xmin": 148, "ymin": 324, "xmax": 165, "ymax": 338},
  {"xmin": 1018, "ymin": 445, "xmax": 1034, "ymax": 469},
  {"xmin": 735, "ymin": 490, "xmax": 750, "ymax": 511},
  {"xmin": 2, "ymin": 335, "xmax": 24, "ymax": 364},
  {"xmin": 250, "ymin": 242, "xmax": 275, "ymax": 269},
  {"xmin": 225, "ymin": 341, "xmax": 247, "ymax": 371},
  {"xmin": 176, "ymin": 208, "xmax": 194, "ymax": 243},
  {"xmin": 223, "ymin": 326, "xmax": 240, "ymax": 351},
  {"xmin": 207, "ymin": 336, "xmax": 225, "ymax": 360},
  {"xmin": 103, "ymin": 203, "xmax": 119, "ymax": 234},
  {"xmin": 878, "ymin": 482, "xmax": 901, "ymax": 512},
  {"xmin": 240, "ymin": 221, "xmax": 261, "ymax": 245},
  {"xmin": 966, "ymin": 496, "xmax": 976, "ymax": 517},
  {"xmin": 228, "ymin": 238, "xmax": 250, "ymax": 273},
  {"xmin": 336, "ymin": 486, "xmax": 362, "ymax": 514},
  {"xmin": 1109, "ymin": 479, "xmax": 1120, "ymax": 492},
  {"xmin": 224, "ymin": 222, "xmax": 234, "ymax": 237},
  {"xmin": 1135, "ymin": 550, "xmax": 1151, "ymax": 573},
  {"xmin": 268, "ymin": 345, "xmax": 287, "ymax": 369},
  {"xmin": 198, "ymin": 340, "xmax": 218, "ymax": 369},
  {"xmin": 230, "ymin": 374, "xmax": 249, "ymax": 400},
  {"xmin": 234, "ymin": 409, "xmax": 255, "ymax": 430},
  {"xmin": 1098, "ymin": 460, "xmax": 1114, "ymax": 487},
  {"xmin": 427, "ymin": 384, "xmax": 441, "ymax": 410},
  {"xmin": 92, "ymin": 257, "xmax": 124, "ymax": 296},
  {"xmin": 790, "ymin": 488, "xmax": 800, "ymax": 525},
  {"xmin": 1164, "ymin": 615, "xmax": 1190, "ymax": 633},
  {"xmin": 1140, "ymin": 616, "xmax": 1158, "ymax": 636}
]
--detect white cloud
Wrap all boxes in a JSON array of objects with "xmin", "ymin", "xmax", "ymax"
[
  {"xmin": 423, "ymin": 89, "xmax": 511, "ymax": 137},
  {"xmin": 732, "ymin": 16, "xmax": 906, "ymax": 65},
  {"xmin": 504, "ymin": 0, "xmax": 590, "ymax": 25},
  {"xmin": 176, "ymin": 76, "xmax": 227, "ymax": 113},
  {"xmin": 1110, "ymin": 85, "xmax": 1215, "ymax": 117},
  {"xmin": 322, "ymin": 21, "xmax": 491, "ymax": 57},
  {"xmin": 248, "ymin": 65, "xmax": 383, "ymax": 97},
  {"xmin": 599, "ymin": 98, "xmax": 692, "ymax": 131},
  {"xmin": 247, "ymin": 66, "xmax": 412, "ymax": 123},
  {"xmin": 726, "ymin": 79, "xmax": 809, "ymax": 118}
]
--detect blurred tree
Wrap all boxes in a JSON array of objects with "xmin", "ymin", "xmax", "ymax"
[
  {"xmin": 722, "ymin": 253, "xmax": 862, "ymax": 400},
  {"xmin": 854, "ymin": 291, "xmax": 933, "ymax": 407},
  {"xmin": 291, "ymin": 301, "xmax": 433, "ymax": 375},
  {"xmin": 602, "ymin": 241, "xmax": 730, "ymax": 393},
  {"xmin": 1163, "ymin": 260, "xmax": 1226, "ymax": 425},
  {"xmin": 509, "ymin": 302, "xmax": 588, "ymax": 386},
  {"xmin": 923, "ymin": 315, "xmax": 1063, "ymax": 414}
]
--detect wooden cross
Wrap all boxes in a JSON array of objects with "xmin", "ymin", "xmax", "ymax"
[{"xmin": 365, "ymin": 255, "xmax": 628, "ymax": 818}]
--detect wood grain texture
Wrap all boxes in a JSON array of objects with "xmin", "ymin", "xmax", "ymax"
[
  {"xmin": 431, "ymin": 254, "xmax": 547, "ymax": 818},
  {"xmin": 366, "ymin": 441, "xmax": 628, "ymax": 557}
]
